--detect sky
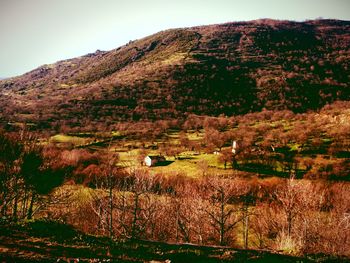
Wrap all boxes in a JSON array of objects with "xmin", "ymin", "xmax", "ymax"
[{"xmin": 0, "ymin": 0, "xmax": 349, "ymax": 78}]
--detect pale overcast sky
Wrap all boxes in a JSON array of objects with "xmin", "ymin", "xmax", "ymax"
[{"xmin": 0, "ymin": 0, "xmax": 349, "ymax": 78}]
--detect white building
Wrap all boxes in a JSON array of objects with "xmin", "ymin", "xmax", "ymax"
[
  {"xmin": 232, "ymin": 140, "xmax": 238, "ymax": 154},
  {"xmin": 144, "ymin": 155, "xmax": 166, "ymax": 167}
]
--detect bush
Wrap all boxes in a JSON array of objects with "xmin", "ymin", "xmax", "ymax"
[{"xmin": 27, "ymin": 219, "xmax": 79, "ymax": 242}]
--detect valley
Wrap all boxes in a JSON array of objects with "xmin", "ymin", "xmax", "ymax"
[{"xmin": 0, "ymin": 19, "xmax": 349, "ymax": 262}]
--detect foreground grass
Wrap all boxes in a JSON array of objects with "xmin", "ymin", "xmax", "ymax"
[{"xmin": 0, "ymin": 220, "xmax": 347, "ymax": 263}]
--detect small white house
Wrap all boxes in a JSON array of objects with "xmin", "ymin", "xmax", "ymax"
[{"xmin": 144, "ymin": 155, "xmax": 166, "ymax": 167}]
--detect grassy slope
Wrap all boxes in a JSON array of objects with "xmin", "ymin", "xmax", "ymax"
[{"xmin": 0, "ymin": 220, "xmax": 344, "ymax": 263}]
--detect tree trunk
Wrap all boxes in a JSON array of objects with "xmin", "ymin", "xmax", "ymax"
[
  {"xmin": 131, "ymin": 193, "xmax": 140, "ymax": 239},
  {"xmin": 232, "ymin": 157, "xmax": 238, "ymax": 169},
  {"xmin": 21, "ymin": 186, "xmax": 28, "ymax": 220},
  {"xmin": 287, "ymin": 211, "xmax": 293, "ymax": 237},
  {"xmin": 175, "ymin": 206, "xmax": 179, "ymax": 242},
  {"xmin": 244, "ymin": 208, "xmax": 249, "ymax": 249},
  {"xmin": 12, "ymin": 194, "xmax": 18, "ymax": 222},
  {"xmin": 220, "ymin": 195, "xmax": 225, "ymax": 246},
  {"xmin": 12, "ymin": 176, "xmax": 20, "ymax": 221},
  {"xmin": 109, "ymin": 179, "xmax": 113, "ymax": 238},
  {"xmin": 27, "ymin": 193, "xmax": 36, "ymax": 220}
]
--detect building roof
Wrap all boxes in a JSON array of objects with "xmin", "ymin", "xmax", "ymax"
[{"xmin": 146, "ymin": 155, "xmax": 165, "ymax": 160}]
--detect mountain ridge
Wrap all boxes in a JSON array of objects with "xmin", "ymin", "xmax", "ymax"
[{"xmin": 0, "ymin": 19, "xmax": 349, "ymax": 129}]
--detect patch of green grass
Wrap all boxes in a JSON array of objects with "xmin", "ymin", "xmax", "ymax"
[
  {"xmin": 161, "ymin": 52, "xmax": 187, "ymax": 65},
  {"xmin": 148, "ymin": 152, "xmax": 230, "ymax": 177},
  {"xmin": 111, "ymin": 131, "xmax": 122, "ymax": 137},
  {"xmin": 289, "ymin": 143, "xmax": 302, "ymax": 151},
  {"xmin": 199, "ymin": 153, "xmax": 220, "ymax": 167},
  {"xmin": 151, "ymin": 156, "xmax": 201, "ymax": 177},
  {"xmin": 50, "ymin": 134, "xmax": 89, "ymax": 145},
  {"xmin": 118, "ymin": 149, "xmax": 140, "ymax": 166},
  {"xmin": 187, "ymin": 131, "xmax": 204, "ymax": 141}
]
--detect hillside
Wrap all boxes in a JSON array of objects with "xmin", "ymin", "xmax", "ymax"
[
  {"xmin": 0, "ymin": 221, "xmax": 345, "ymax": 263},
  {"xmin": 0, "ymin": 19, "xmax": 349, "ymax": 129}
]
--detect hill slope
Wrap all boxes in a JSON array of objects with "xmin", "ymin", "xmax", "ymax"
[
  {"xmin": 0, "ymin": 19, "xmax": 349, "ymax": 128},
  {"xmin": 1, "ymin": 221, "xmax": 344, "ymax": 262}
]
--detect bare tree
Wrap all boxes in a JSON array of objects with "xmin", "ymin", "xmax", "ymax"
[
  {"xmin": 0, "ymin": 132, "xmax": 22, "ymax": 219},
  {"xmin": 197, "ymin": 160, "xmax": 209, "ymax": 176},
  {"xmin": 115, "ymin": 168, "xmax": 155, "ymax": 239},
  {"xmin": 241, "ymin": 183, "xmax": 257, "ymax": 249},
  {"xmin": 105, "ymin": 152, "xmax": 119, "ymax": 238},
  {"xmin": 204, "ymin": 177, "xmax": 243, "ymax": 246},
  {"xmin": 87, "ymin": 151, "xmax": 119, "ymax": 237}
]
